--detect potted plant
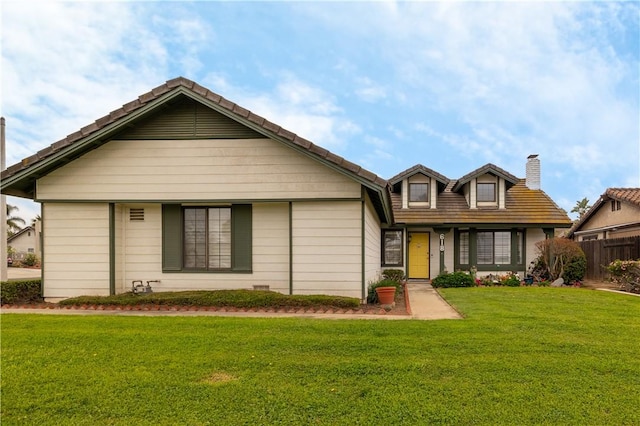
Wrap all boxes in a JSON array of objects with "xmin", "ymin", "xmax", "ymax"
[
  {"xmin": 375, "ymin": 285, "xmax": 396, "ymax": 305},
  {"xmin": 368, "ymin": 278, "xmax": 399, "ymax": 306}
]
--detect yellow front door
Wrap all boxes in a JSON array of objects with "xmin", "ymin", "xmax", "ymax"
[{"xmin": 408, "ymin": 233, "xmax": 430, "ymax": 279}]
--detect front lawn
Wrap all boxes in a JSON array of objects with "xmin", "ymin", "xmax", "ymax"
[{"xmin": 2, "ymin": 288, "xmax": 639, "ymax": 425}]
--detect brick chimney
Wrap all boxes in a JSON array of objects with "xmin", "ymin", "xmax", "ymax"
[{"xmin": 526, "ymin": 154, "xmax": 540, "ymax": 190}]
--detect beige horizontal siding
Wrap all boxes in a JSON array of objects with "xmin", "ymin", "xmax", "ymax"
[
  {"xmin": 37, "ymin": 139, "xmax": 361, "ymax": 201},
  {"xmin": 364, "ymin": 194, "xmax": 382, "ymax": 286},
  {"xmin": 43, "ymin": 203, "xmax": 110, "ymax": 298},
  {"xmin": 292, "ymin": 201, "xmax": 362, "ymax": 298},
  {"xmin": 119, "ymin": 203, "xmax": 290, "ymax": 294}
]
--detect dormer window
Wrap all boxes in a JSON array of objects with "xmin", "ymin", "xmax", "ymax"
[
  {"xmin": 477, "ymin": 183, "xmax": 496, "ymax": 202},
  {"xmin": 409, "ymin": 183, "xmax": 429, "ymax": 203}
]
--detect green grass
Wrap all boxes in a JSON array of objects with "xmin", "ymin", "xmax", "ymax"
[{"xmin": 2, "ymin": 288, "xmax": 639, "ymax": 425}]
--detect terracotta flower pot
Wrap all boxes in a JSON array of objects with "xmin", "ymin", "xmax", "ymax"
[{"xmin": 375, "ymin": 286, "xmax": 396, "ymax": 305}]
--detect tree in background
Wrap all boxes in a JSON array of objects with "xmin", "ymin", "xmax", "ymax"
[
  {"xmin": 533, "ymin": 238, "xmax": 586, "ymax": 284},
  {"xmin": 571, "ymin": 197, "xmax": 591, "ymax": 220},
  {"xmin": 7, "ymin": 204, "xmax": 26, "ymax": 236},
  {"xmin": 31, "ymin": 215, "xmax": 41, "ymax": 227}
]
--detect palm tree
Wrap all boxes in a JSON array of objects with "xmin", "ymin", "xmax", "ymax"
[
  {"xmin": 7, "ymin": 204, "xmax": 26, "ymax": 236},
  {"xmin": 571, "ymin": 197, "xmax": 591, "ymax": 220},
  {"xmin": 31, "ymin": 215, "xmax": 42, "ymax": 227}
]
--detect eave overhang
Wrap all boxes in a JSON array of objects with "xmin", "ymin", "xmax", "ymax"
[{"xmin": 1, "ymin": 78, "xmax": 393, "ymax": 224}]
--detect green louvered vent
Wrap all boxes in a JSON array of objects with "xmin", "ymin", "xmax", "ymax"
[{"xmin": 115, "ymin": 97, "xmax": 263, "ymax": 140}]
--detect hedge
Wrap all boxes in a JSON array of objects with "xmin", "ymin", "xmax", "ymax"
[{"xmin": 1, "ymin": 279, "xmax": 43, "ymax": 304}]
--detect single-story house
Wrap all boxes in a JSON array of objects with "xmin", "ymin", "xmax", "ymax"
[
  {"xmin": 1, "ymin": 77, "xmax": 572, "ymax": 301},
  {"xmin": 567, "ymin": 188, "xmax": 640, "ymax": 241}
]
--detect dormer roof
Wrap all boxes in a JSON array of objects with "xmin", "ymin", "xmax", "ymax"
[
  {"xmin": 391, "ymin": 179, "xmax": 572, "ymax": 227},
  {"xmin": 451, "ymin": 163, "xmax": 519, "ymax": 193},
  {"xmin": 389, "ymin": 164, "xmax": 450, "ymax": 192}
]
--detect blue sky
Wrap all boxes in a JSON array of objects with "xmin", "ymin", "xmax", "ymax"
[{"xmin": 2, "ymin": 1, "xmax": 639, "ymax": 223}]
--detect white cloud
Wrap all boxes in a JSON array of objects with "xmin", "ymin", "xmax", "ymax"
[
  {"xmin": 355, "ymin": 77, "xmax": 386, "ymax": 103},
  {"xmin": 203, "ymin": 74, "xmax": 360, "ymax": 151},
  {"xmin": 1, "ymin": 2, "xmax": 211, "ymax": 165}
]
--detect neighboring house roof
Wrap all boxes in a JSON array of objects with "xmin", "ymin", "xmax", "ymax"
[
  {"xmin": 7, "ymin": 225, "xmax": 35, "ymax": 243},
  {"xmin": 392, "ymin": 179, "xmax": 572, "ymax": 227},
  {"xmin": 389, "ymin": 164, "xmax": 450, "ymax": 190},
  {"xmin": 606, "ymin": 187, "xmax": 640, "ymax": 207},
  {"xmin": 451, "ymin": 163, "xmax": 519, "ymax": 193},
  {"xmin": 567, "ymin": 187, "xmax": 640, "ymax": 238},
  {"xmin": 0, "ymin": 77, "xmax": 392, "ymax": 223}
]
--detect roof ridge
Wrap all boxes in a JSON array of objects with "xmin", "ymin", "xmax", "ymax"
[{"xmin": 2, "ymin": 77, "xmax": 389, "ymax": 190}]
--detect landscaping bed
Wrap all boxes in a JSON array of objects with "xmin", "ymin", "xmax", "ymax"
[{"xmin": 1, "ymin": 288, "xmax": 409, "ymax": 316}]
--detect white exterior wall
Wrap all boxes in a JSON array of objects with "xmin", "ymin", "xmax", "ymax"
[
  {"xmin": 118, "ymin": 203, "xmax": 290, "ymax": 293},
  {"xmin": 43, "ymin": 203, "xmax": 110, "ymax": 298},
  {"xmin": 36, "ymin": 139, "xmax": 361, "ymax": 201},
  {"xmin": 292, "ymin": 201, "xmax": 362, "ymax": 298},
  {"xmin": 526, "ymin": 228, "xmax": 545, "ymax": 268},
  {"xmin": 364, "ymin": 194, "xmax": 382, "ymax": 289}
]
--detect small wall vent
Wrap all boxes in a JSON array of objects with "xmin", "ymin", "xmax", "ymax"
[{"xmin": 129, "ymin": 208, "xmax": 145, "ymax": 221}]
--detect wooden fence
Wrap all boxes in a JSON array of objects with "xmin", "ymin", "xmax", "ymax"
[{"xmin": 578, "ymin": 236, "xmax": 640, "ymax": 280}]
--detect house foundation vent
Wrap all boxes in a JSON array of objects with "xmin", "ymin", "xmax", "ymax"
[
  {"xmin": 129, "ymin": 208, "xmax": 145, "ymax": 221},
  {"xmin": 253, "ymin": 285, "xmax": 270, "ymax": 291}
]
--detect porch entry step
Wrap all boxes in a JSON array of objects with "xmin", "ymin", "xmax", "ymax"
[{"xmin": 407, "ymin": 279, "xmax": 431, "ymax": 285}]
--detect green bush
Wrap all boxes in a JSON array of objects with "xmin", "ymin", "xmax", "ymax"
[
  {"xmin": 562, "ymin": 254, "xmax": 586, "ymax": 283},
  {"xmin": 21, "ymin": 253, "xmax": 40, "ymax": 267},
  {"xmin": 606, "ymin": 259, "xmax": 640, "ymax": 293},
  {"xmin": 431, "ymin": 271, "xmax": 475, "ymax": 288},
  {"xmin": 382, "ymin": 269, "xmax": 405, "ymax": 283},
  {"xmin": 58, "ymin": 290, "xmax": 361, "ymax": 309},
  {"xmin": 501, "ymin": 274, "xmax": 521, "ymax": 287},
  {"xmin": 1, "ymin": 279, "xmax": 43, "ymax": 304},
  {"xmin": 367, "ymin": 279, "xmax": 402, "ymax": 304}
]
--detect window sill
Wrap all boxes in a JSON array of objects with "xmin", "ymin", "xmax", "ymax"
[{"xmin": 162, "ymin": 269, "xmax": 253, "ymax": 274}]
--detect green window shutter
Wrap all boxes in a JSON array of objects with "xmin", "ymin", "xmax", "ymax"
[
  {"xmin": 162, "ymin": 204, "xmax": 183, "ymax": 271},
  {"xmin": 232, "ymin": 205, "xmax": 252, "ymax": 271}
]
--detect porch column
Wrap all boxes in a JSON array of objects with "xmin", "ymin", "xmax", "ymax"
[{"xmin": 434, "ymin": 228, "xmax": 451, "ymax": 275}]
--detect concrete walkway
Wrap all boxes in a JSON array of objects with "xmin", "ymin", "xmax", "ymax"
[
  {"xmin": 405, "ymin": 281, "xmax": 462, "ymax": 319},
  {"xmin": 2, "ymin": 273, "xmax": 462, "ymax": 320},
  {"xmin": 6, "ymin": 267, "xmax": 41, "ymax": 281}
]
